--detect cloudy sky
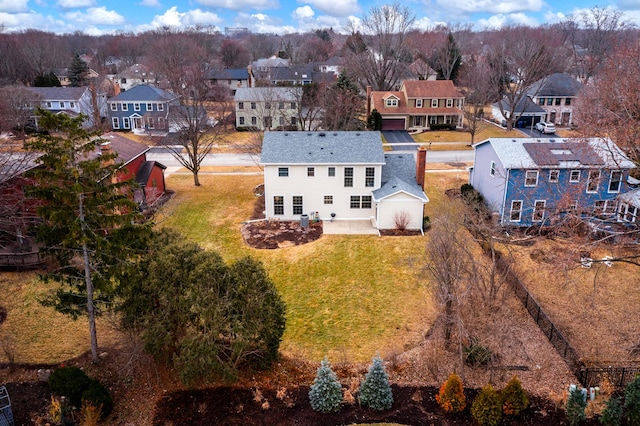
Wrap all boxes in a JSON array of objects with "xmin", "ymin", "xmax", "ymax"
[{"xmin": 0, "ymin": 0, "xmax": 638, "ymax": 35}]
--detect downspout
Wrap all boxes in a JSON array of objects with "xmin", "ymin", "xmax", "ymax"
[{"xmin": 500, "ymin": 168, "xmax": 510, "ymax": 226}]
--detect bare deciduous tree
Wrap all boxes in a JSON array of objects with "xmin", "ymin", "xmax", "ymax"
[
  {"xmin": 344, "ymin": 2, "xmax": 415, "ymax": 91},
  {"xmin": 574, "ymin": 42, "xmax": 640, "ymax": 164},
  {"xmin": 458, "ymin": 56, "xmax": 492, "ymax": 144},
  {"xmin": 486, "ymin": 26, "xmax": 554, "ymax": 131}
]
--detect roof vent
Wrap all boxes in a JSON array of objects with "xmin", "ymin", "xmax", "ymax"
[
  {"xmin": 320, "ymin": 147, "xmax": 324, "ymax": 150},
  {"xmin": 512, "ymin": 139, "xmax": 517, "ymax": 143},
  {"xmin": 356, "ymin": 133, "xmax": 361, "ymax": 136},
  {"xmin": 319, "ymin": 132, "xmax": 326, "ymax": 137},
  {"xmin": 549, "ymin": 139, "xmax": 556, "ymax": 143},
  {"xmin": 284, "ymin": 133, "xmax": 289, "ymax": 136},
  {"xmin": 333, "ymin": 133, "xmax": 338, "ymax": 136}
]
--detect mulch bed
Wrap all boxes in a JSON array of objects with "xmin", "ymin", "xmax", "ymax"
[
  {"xmin": 153, "ymin": 384, "xmax": 599, "ymax": 425},
  {"xmin": 241, "ymin": 220, "xmax": 323, "ymax": 249}
]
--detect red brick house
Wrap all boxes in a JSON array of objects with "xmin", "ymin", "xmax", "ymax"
[{"xmin": 368, "ymin": 80, "xmax": 465, "ymax": 131}]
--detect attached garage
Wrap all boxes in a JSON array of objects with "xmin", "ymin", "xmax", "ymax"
[{"xmin": 381, "ymin": 118, "xmax": 405, "ymax": 130}]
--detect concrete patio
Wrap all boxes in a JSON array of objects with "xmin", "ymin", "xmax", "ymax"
[{"xmin": 322, "ymin": 219, "xmax": 379, "ymax": 235}]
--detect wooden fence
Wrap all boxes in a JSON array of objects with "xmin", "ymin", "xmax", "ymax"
[{"xmin": 0, "ymin": 251, "xmax": 43, "ymax": 269}]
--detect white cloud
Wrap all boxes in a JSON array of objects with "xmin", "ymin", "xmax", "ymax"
[
  {"xmin": 477, "ymin": 14, "xmax": 507, "ymax": 28},
  {"xmin": 149, "ymin": 7, "xmax": 223, "ymax": 28},
  {"xmin": 197, "ymin": 0, "xmax": 276, "ymax": 11},
  {"xmin": 0, "ymin": 11, "xmax": 70, "ymax": 32},
  {"xmin": 413, "ymin": 16, "xmax": 447, "ymax": 31},
  {"xmin": 139, "ymin": 0, "xmax": 161, "ymax": 6},
  {"xmin": 507, "ymin": 12, "xmax": 539, "ymax": 26},
  {"xmin": 292, "ymin": 6, "xmax": 314, "ymax": 20},
  {"xmin": 234, "ymin": 12, "xmax": 297, "ymax": 34},
  {"xmin": 437, "ymin": 0, "xmax": 543, "ymax": 15},
  {"xmin": 57, "ymin": 0, "xmax": 96, "ymax": 8},
  {"xmin": 476, "ymin": 12, "xmax": 538, "ymax": 28},
  {"xmin": 0, "ymin": 0, "xmax": 28, "ymax": 13},
  {"xmin": 543, "ymin": 10, "xmax": 567, "ymax": 24},
  {"xmin": 299, "ymin": 0, "xmax": 359, "ymax": 16},
  {"xmin": 65, "ymin": 7, "xmax": 125, "ymax": 25}
]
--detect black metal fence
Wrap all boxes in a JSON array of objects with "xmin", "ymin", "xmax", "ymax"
[{"xmin": 470, "ymin": 226, "xmax": 639, "ymax": 388}]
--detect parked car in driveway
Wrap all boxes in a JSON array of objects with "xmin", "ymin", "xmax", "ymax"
[{"xmin": 535, "ymin": 122, "xmax": 556, "ymax": 134}]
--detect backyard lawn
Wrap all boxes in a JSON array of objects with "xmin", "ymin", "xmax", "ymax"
[{"xmin": 157, "ymin": 174, "xmax": 455, "ymax": 362}]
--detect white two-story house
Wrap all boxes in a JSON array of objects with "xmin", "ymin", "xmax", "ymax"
[{"xmin": 260, "ymin": 131, "xmax": 429, "ymax": 232}]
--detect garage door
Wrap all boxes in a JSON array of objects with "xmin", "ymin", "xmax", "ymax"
[{"xmin": 381, "ymin": 118, "xmax": 405, "ymax": 130}]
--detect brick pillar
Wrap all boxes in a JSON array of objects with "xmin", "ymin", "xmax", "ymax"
[{"xmin": 416, "ymin": 147, "xmax": 426, "ymax": 189}]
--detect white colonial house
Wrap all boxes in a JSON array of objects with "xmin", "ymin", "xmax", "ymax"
[{"xmin": 260, "ymin": 131, "xmax": 429, "ymax": 232}]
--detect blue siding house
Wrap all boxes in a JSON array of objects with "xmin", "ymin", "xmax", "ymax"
[
  {"xmin": 107, "ymin": 84, "xmax": 179, "ymax": 132},
  {"xmin": 469, "ymin": 137, "xmax": 636, "ymax": 227}
]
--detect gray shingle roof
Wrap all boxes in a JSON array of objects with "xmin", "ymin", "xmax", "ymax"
[
  {"xmin": 110, "ymin": 84, "xmax": 178, "ymax": 102},
  {"xmin": 619, "ymin": 188, "xmax": 640, "ymax": 207},
  {"xmin": 260, "ymin": 131, "xmax": 386, "ymax": 165},
  {"xmin": 528, "ymin": 73, "xmax": 583, "ymax": 97},
  {"xmin": 474, "ymin": 137, "xmax": 636, "ymax": 169},
  {"xmin": 234, "ymin": 87, "xmax": 301, "ymax": 102},
  {"xmin": 492, "ymin": 96, "xmax": 546, "ymax": 114},
  {"xmin": 373, "ymin": 153, "xmax": 428, "ymax": 201},
  {"xmin": 206, "ymin": 68, "xmax": 249, "ymax": 80},
  {"xmin": 26, "ymin": 86, "xmax": 88, "ymax": 101}
]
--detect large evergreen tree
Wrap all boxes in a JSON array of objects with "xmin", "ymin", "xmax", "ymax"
[
  {"xmin": 25, "ymin": 110, "xmax": 150, "ymax": 362},
  {"xmin": 68, "ymin": 54, "xmax": 88, "ymax": 87},
  {"xmin": 118, "ymin": 229, "xmax": 286, "ymax": 386},
  {"xmin": 321, "ymin": 71, "xmax": 365, "ymax": 130}
]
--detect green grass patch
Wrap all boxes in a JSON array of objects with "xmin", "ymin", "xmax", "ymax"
[{"xmin": 412, "ymin": 126, "xmax": 521, "ymax": 144}]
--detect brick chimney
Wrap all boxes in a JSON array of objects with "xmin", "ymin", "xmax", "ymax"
[
  {"xmin": 100, "ymin": 141, "xmax": 115, "ymax": 167},
  {"xmin": 416, "ymin": 147, "xmax": 426, "ymax": 189}
]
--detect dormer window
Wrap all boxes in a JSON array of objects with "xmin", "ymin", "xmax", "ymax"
[
  {"xmin": 416, "ymin": 99, "xmax": 423, "ymax": 108},
  {"xmin": 446, "ymin": 99, "xmax": 453, "ymax": 108},
  {"xmin": 431, "ymin": 99, "xmax": 438, "ymax": 108},
  {"xmin": 385, "ymin": 98, "xmax": 399, "ymax": 107}
]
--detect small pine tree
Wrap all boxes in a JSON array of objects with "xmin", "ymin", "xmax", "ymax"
[
  {"xmin": 309, "ymin": 358, "xmax": 343, "ymax": 413},
  {"xmin": 359, "ymin": 355, "xmax": 393, "ymax": 411},
  {"xmin": 625, "ymin": 375, "xmax": 640, "ymax": 424},
  {"xmin": 600, "ymin": 395, "xmax": 623, "ymax": 426},
  {"xmin": 471, "ymin": 384, "xmax": 502, "ymax": 426},
  {"xmin": 436, "ymin": 373, "xmax": 466, "ymax": 413},
  {"xmin": 566, "ymin": 387, "xmax": 587, "ymax": 426},
  {"xmin": 501, "ymin": 376, "xmax": 529, "ymax": 417}
]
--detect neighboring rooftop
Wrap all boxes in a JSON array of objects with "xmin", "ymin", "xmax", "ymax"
[
  {"xmin": 527, "ymin": 73, "xmax": 583, "ymax": 97},
  {"xmin": 109, "ymin": 84, "xmax": 178, "ymax": 102},
  {"xmin": 234, "ymin": 87, "xmax": 301, "ymax": 102},
  {"xmin": 474, "ymin": 137, "xmax": 636, "ymax": 169},
  {"xmin": 373, "ymin": 153, "xmax": 429, "ymax": 201}
]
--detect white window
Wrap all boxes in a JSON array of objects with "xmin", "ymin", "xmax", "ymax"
[
  {"xmin": 344, "ymin": 167, "xmax": 353, "ymax": 187},
  {"xmin": 549, "ymin": 170, "xmax": 559, "ymax": 182},
  {"xmin": 570, "ymin": 170, "xmax": 580, "ymax": 182},
  {"xmin": 112, "ymin": 117, "xmax": 120, "ymax": 129},
  {"xmin": 59, "ymin": 102, "xmax": 65, "ymax": 108},
  {"xmin": 110, "ymin": 103, "xmax": 117, "ymax": 111},
  {"xmin": 490, "ymin": 161, "xmax": 496, "ymax": 177},
  {"xmin": 324, "ymin": 195, "xmax": 333, "ymax": 205},
  {"xmin": 292, "ymin": 196, "xmax": 303, "ymax": 215},
  {"xmin": 431, "ymin": 99, "xmax": 438, "ymax": 108},
  {"xmin": 307, "ymin": 167, "xmax": 315, "ymax": 177},
  {"xmin": 385, "ymin": 98, "xmax": 398, "ymax": 107},
  {"xmin": 609, "ymin": 170, "xmax": 622, "ymax": 193},
  {"xmin": 533, "ymin": 200, "xmax": 546, "ymax": 222},
  {"xmin": 273, "ymin": 196, "xmax": 284, "ymax": 215},
  {"xmin": 146, "ymin": 117, "xmax": 155, "ymax": 129},
  {"xmin": 365, "ymin": 167, "xmax": 375, "ymax": 187},
  {"xmin": 278, "ymin": 167, "xmax": 289, "ymax": 177},
  {"xmin": 446, "ymin": 99, "xmax": 453, "ymax": 107},
  {"xmin": 46, "ymin": 101, "xmax": 52, "ymax": 108},
  {"xmin": 510, "ymin": 200, "xmax": 523, "ymax": 222},
  {"xmin": 328, "ymin": 167, "xmax": 335, "ymax": 177},
  {"xmin": 416, "ymin": 99, "xmax": 423, "ymax": 108},
  {"xmin": 122, "ymin": 103, "xmax": 128, "ymax": 111},
  {"xmin": 69, "ymin": 102, "xmax": 75, "ymax": 108},
  {"xmin": 525, "ymin": 170, "xmax": 539, "ymax": 187},
  {"xmin": 147, "ymin": 103, "xmax": 153, "ymax": 111},
  {"xmin": 157, "ymin": 103, "xmax": 164, "ymax": 111},
  {"xmin": 350, "ymin": 195, "xmax": 372, "ymax": 209},
  {"xmin": 134, "ymin": 103, "xmax": 141, "ymax": 111},
  {"xmin": 123, "ymin": 117, "xmax": 130, "ymax": 129},
  {"xmin": 587, "ymin": 170, "xmax": 601, "ymax": 193}
]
